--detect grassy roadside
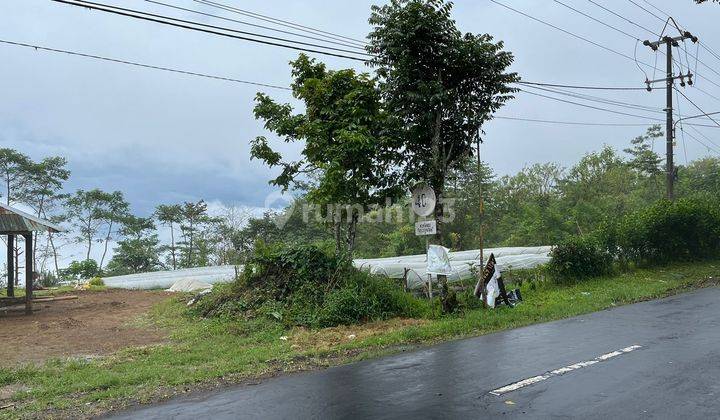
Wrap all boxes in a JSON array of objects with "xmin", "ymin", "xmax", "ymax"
[
  {"xmin": 1, "ymin": 261, "xmax": 719, "ymax": 418},
  {"xmin": 0, "ymin": 285, "xmax": 107, "ymax": 299}
]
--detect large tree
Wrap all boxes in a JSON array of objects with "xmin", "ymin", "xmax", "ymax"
[
  {"xmin": 367, "ymin": 0, "xmax": 518, "ymax": 244},
  {"xmin": 156, "ymin": 204, "xmax": 183, "ymax": 270},
  {"xmin": 0, "ymin": 148, "xmax": 31, "ymax": 205},
  {"xmin": 21, "ymin": 156, "xmax": 70, "ymax": 271},
  {"xmin": 97, "ymin": 191, "xmax": 130, "ymax": 268},
  {"xmin": 178, "ymin": 200, "xmax": 212, "ymax": 267},
  {"xmin": 251, "ymin": 54, "xmax": 404, "ymax": 255},
  {"xmin": 105, "ymin": 215, "xmax": 160, "ymax": 275},
  {"xmin": 66, "ymin": 189, "xmax": 125, "ymax": 261}
]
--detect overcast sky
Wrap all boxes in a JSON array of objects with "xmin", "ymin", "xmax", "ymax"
[{"xmin": 2, "ymin": 0, "xmax": 720, "ymax": 220}]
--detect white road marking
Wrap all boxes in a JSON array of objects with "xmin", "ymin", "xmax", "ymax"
[{"xmin": 489, "ymin": 345, "xmax": 642, "ymax": 396}]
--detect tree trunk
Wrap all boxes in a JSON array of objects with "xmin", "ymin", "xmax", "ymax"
[
  {"xmin": 188, "ymin": 220, "xmax": 194, "ymax": 267},
  {"xmin": 14, "ymin": 244, "xmax": 20, "ymax": 286},
  {"xmin": 100, "ymin": 220, "xmax": 113, "ymax": 268},
  {"xmin": 346, "ymin": 210, "xmax": 359, "ymax": 255},
  {"xmin": 33, "ymin": 196, "xmax": 46, "ymax": 272},
  {"xmin": 333, "ymin": 209, "xmax": 342, "ymax": 256},
  {"xmin": 48, "ymin": 232, "xmax": 60, "ymax": 277},
  {"xmin": 86, "ymin": 232, "xmax": 92, "ymax": 261},
  {"xmin": 170, "ymin": 222, "xmax": 177, "ymax": 270}
]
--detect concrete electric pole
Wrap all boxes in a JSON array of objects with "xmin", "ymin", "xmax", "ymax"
[{"xmin": 642, "ymin": 24, "xmax": 698, "ymax": 200}]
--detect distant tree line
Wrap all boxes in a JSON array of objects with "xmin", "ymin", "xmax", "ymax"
[{"xmin": 3, "ymin": 123, "xmax": 719, "ymax": 283}]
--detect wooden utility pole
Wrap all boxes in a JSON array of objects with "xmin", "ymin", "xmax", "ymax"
[
  {"xmin": 476, "ymin": 133, "xmax": 484, "ymax": 275},
  {"xmin": 474, "ymin": 129, "xmax": 486, "ymax": 301},
  {"xmin": 643, "ymin": 27, "xmax": 698, "ymax": 200},
  {"xmin": 24, "ymin": 233, "xmax": 32, "ymax": 315},
  {"xmin": 6, "ymin": 234, "xmax": 14, "ymax": 297}
]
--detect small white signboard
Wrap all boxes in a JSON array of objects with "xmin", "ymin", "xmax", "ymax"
[
  {"xmin": 411, "ymin": 185, "xmax": 436, "ymax": 217},
  {"xmin": 415, "ymin": 220, "xmax": 437, "ymax": 236}
]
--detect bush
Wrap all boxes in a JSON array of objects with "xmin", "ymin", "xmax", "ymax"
[
  {"xmin": 548, "ymin": 235, "xmax": 613, "ymax": 282},
  {"xmin": 548, "ymin": 197, "xmax": 720, "ymax": 281},
  {"xmin": 88, "ymin": 277, "xmax": 104, "ymax": 286},
  {"xmin": 191, "ymin": 243, "xmax": 427, "ymax": 328},
  {"xmin": 60, "ymin": 259, "xmax": 100, "ymax": 280},
  {"xmin": 617, "ymin": 198, "xmax": 720, "ymax": 265},
  {"xmin": 318, "ymin": 271, "xmax": 427, "ymax": 327}
]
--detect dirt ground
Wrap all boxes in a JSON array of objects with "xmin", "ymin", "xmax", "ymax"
[{"xmin": 0, "ymin": 289, "xmax": 173, "ymax": 367}]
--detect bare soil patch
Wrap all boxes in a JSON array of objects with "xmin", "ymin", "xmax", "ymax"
[{"xmin": 0, "ymin": 289, "xmax": 172, "ymax": 367}]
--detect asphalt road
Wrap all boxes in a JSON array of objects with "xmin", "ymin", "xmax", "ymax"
[{"xmin": 109, "ymin": 287, "xmax": 720, "ymax": 419}]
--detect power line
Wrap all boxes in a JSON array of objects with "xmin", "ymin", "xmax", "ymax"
[
  {"xmin": 144, "ymin": 0, "xmax": 367, "ymax": 51},
  {"xmin": 51, "ymin": 0, "xmax": 369, "ymax": 62},
  {"xmin": 518, "ymin": 88, "xmax": 720, "ymax": 128},
  {"xmin": 523, "ymin": 83, "xmax": 718, "ymax": 120},
  {"xmin": 586, "ymin": 0, "xmax": 659, "ymax": 37},
  {"xmin": 683, "ymin": 129, "xmax": 720, "ymax": 154},
  {"xmin": 489, "ymin": 0, "xmax": 660, "ymax": 73},
  {"xmin": 65, "ymin": 0, "xmax": 372, "ymax": 57},
  {"xmin": 518, "ymin": 84, "xmax": 665, "ymax": 114},
  {"xmin": 553, "ymin": 0, "xmax": 640, "ymax": 41},
  {"xmin": 638, "ymin": 0, "xmax": 672, "ymax": 21},
  {"xmin": 517, "ymin": 81, "xmax": 647, "ymax": 91},
  {"xmin": 673, "ymin": 88, "xmax": 720, "ymax": 153},
  {"xmin": 0, "ymin": 38, "xmax": 291, "ymax": 90},
  {"xmin": 674, "ymin": 87, "xmax": 689, "ymax": 164},
  {"xmin": 518, "ymin": 89, "xmax": 665, "ymax": 121},
  {"xmin": 675, "ymin": 88, "xmax": 720, "ymax": 130},
  {"xmin": 193, "ymin": 0, "xmax": 368, "ymax": 47},
  {"xmin": 625, "ymin": 0, "xmax": 666, "ymax": 24},
  {"xmin": 494, "ymin": 116, "xmax": 659, "ymax": 127}
]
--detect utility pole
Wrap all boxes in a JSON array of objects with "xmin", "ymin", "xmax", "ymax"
[
  {"xmin": 476, "ymin": 132, "xmax": 484, "ymax": 275},
  {"xmin": 643, "ymin": 27, "xmax": 698, "ymax": 200},
  {"xmin": 473, "ymin": 129, "xmax": 486, "ymax": 302}
]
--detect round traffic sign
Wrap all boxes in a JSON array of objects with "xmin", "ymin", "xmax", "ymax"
[{"xmin": 411, "ymin": 185, "xmax": 436, "ymax": 217}]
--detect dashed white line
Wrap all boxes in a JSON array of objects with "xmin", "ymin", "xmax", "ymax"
[{"xmin": 489, "ymin": 345, "xmax": 642, "ymax": 396}]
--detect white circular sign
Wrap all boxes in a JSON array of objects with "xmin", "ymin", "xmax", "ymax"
[{"xmin": 411, "ymin": 185, "xmax": 436, "ymax": 217}]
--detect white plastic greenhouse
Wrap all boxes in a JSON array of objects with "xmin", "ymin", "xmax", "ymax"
[
  {"xmin": 102, "ymin": 246, "xmax": 551, "ymax": 291},
  {"xmin": 354, "ymin": 246, "xmax": 551, "ymax": 289}
]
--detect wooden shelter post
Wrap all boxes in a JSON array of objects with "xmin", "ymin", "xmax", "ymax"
[
  {"xmin": 0, "ymin": 202, "xmax": 64, "ymax": 315},
  {"xmin": 24, "ymin": 233, "xmax": 32, "ymax": 315},
  {"xmin": 6, "ymin": 234, "xmax": 14, "ymax": 297}
]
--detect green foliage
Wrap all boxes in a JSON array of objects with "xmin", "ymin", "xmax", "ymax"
[
  {"xmin": 318, "ymin": 271, "xmax": 428, "ymax": 327},
  {"xmin": 88, "ymin": 277, "xmax": 104, "ymax": 286},
  {"xmin": 0, "ymin": 148, "xmax": 32, "ymax": 204},
  {"xmin": 155, "ymin": 204, "xmax": 183, "ymax": 270},
  {"xmin": 550, "ymin": 197, "xmax": 720, "ymax": 282},
  {"xmin": 251, "ymin": 54, "xmax": 404, "ymax": 255},
  {"xmin": 65, "ymin": 189, "xmax": 129, "ymax": 262},
  {"xmin": 368, "ymin": 0, "xmax": 518, "ymax": 241},
  {"xmin": 616, "ymin": 197, "xmax": 720, "ymax": 265},
  {"xmin": 549, "ymin": 236, "xmax": 613, "ymax": 282},
  {"xmin": 61, "ymin": 259, "xmax": 100, "ymax": 280},
  {"xmin": 105, "ymin": 215, "xmax": 161, "ymax": 276},
  {"xmin": 191, "ymin": 244, "xmax": 426, "ymax": 328}
]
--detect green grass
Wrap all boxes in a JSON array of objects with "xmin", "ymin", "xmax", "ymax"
[
  {"xmin": 1, "ymin": 261, "xmax": 718, "ymax": 418},
  {"xmin": 0, "ymin": 285, "xmax": 107, "ymax": 299}
]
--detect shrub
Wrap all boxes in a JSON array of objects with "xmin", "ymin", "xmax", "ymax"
[
  {"xmin": 548, "ymin": 197, "xmax": 720, "ymax": 281},
  {"xmin": 617, "ymin": 198, "xmax": 720, "ymax": 265},
  {"xmin": 548, "ymin": 235, "xmax": 613, "ymax": 282},
  {"xmin": 318, "ymin": 271, "xmax": 427, "ymax": 327},
  {"xmin": 88, "ymin": 277, "xmax": 104, "ymax": 287},
  {"xmin": 191, "ymin": 243, "xmax": 428, "ymax": 328},
  {"xmin": 60, "ymin": 259, "xmax": 100, "ymax": 280}
]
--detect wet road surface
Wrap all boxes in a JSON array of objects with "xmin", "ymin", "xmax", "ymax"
[{"xmin": 109, "ymin": 287, "xmax": 720, "ymax": 419}]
